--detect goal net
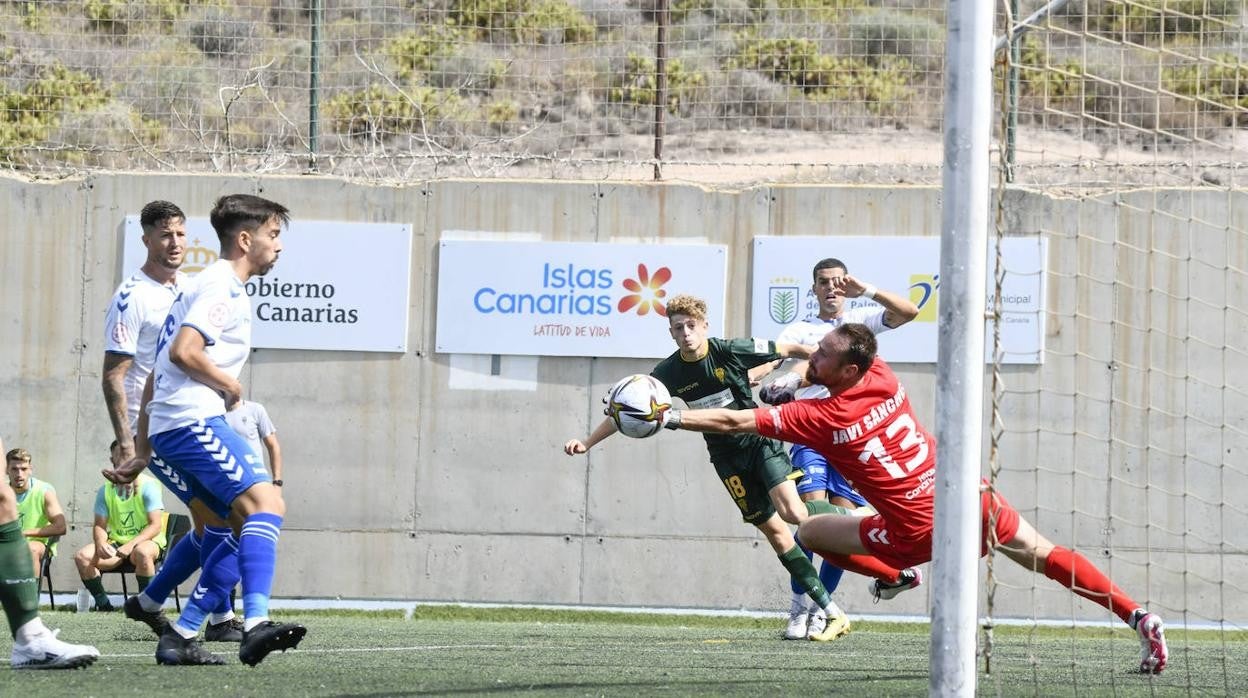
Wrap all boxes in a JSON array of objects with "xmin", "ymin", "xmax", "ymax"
[{"xmin": 982, "ymin": 0, "xmax": 1246, "ymax": 692}]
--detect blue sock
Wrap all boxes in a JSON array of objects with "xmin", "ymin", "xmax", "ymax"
[
  {"xmin": 174, "ymin": 534, "xmax": 239, "ymax": 636},
  {"xmin": 790, "ymin": 533, "xmax": 817, "ymax": 596},
  {"xmin": 239, "ymin": 513, "xmax": 283, "ymax": 626},
  {"xmin": 819, "ymin": 559, "xmax": 845, "ymax": 594},
  {"xmin": 142, "ymin": 531, "xmax": 201, "ymax": 605},
  {"xmin": 201, "ymin": 527, "xmax": 235, "ymax": 615}
]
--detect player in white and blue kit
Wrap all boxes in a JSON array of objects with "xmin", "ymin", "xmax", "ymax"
[
  {"xmin": 763, "ymin": 258, "xmax": 920, "ymax": 640},
  {"xmin": 104, "ymin": 201, "xmax": 245, "ymax": 645},
  {"xmin": 108, "ymin": 194, "xmax": 304, "ymax": 666},
  {"xmin": 103, "ymin": 201, "xmax": 189, "ymax": 447}
]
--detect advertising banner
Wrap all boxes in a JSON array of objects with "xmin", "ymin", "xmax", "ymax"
[
  {"xmin": 436, "ymin": 239, "xmax": 727, "ymax": 358},
  {"xmin": 122, "ymin": 216, "xmax": 412, "ymax": 352},
  {"xmin": 751, "ymin": 236, "xmax": 1046, "ymax": 364}
]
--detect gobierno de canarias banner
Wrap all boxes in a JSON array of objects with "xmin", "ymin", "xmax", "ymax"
[
  {"xmin": 436, "ymin": 239, "xmax": 727, "ymax": 358},
  {"xmin": 750, "ymin": 236, "xmax": 1047, "ymax": 364},
  {"xmin": 121, "ymin": 216, "xmax": 413, "ymax": 352}
]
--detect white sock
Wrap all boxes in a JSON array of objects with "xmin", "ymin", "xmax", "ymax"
[
  {"xmin": 138, "ymin": 593, "xmax": 163, "ymax": 613},
  {"xmin": 173, "ymin": 623, "xmax": 198, "ymax": 640},
  {"xmin": 210, "ymin": 611, "xmax": 235, "ymax": 625},
  {"xmin": 789, "ymin": 592, "xmax": 809, "ymax": 612},
  {"xmin": 13, "ymin": 618, "xmax": 48, "ymax": 645},
  {"xmin": 243, "ymin": 616, "xmax": 269, "ymax": 632},
  {"xmin": 820, "ymin": 599, "xmax": 845, "ymax": 618}
]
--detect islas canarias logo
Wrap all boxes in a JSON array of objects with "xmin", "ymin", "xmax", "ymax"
[
  {"xmin": 472, "ymin": 262, "xmax": 673, "ymax": 317},
  {"xmin": 909, "ymin": 273, "xmax": 939, "ymax": 322},
  {"xmin": 617, "ymin": 264, "xmax": 670, "ymax": 317}
]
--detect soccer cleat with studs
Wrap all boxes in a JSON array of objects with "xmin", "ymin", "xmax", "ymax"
[
  {"xmin": 239, "ymin": 621, "xmax": 307, "ymax": 667},
  {"xmin": 868, "ymin": 567, "xmax": 922, "ymax": 603},
  {"xmin": 1135, "ymin": 612, "xmax": 1168, "ymax": 674},
  {"xmin": 11, "ymin": 629, "xmax": 99, "ymax": 670},
  {"xmin": 807, "ymin": 611, "xmax": 851, "ymax": 642},
  {"xmin": 125, "ymin": 594, "xmax": 170, "ymax": 637},
  {"xmin": 155, "ymin": 626, "xmax": 225, "ymax": 666},
  {"xmin": 782, "ymin": 598, "xmax": 810, "ymax": 640},
  {"xmin": 205, "ymin": 617, "xmax": 245, "ymax": 643}
]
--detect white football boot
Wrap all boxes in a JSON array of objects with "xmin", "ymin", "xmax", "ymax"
[
  {"xmin": 11, "ymin": 628, "xmax": 100, "ymax": 670},
  {"xmin": 1135, "ymin": 611, "xmax": 1168, "ymax": 674},
  {"xmin": 783, "ymin": 596, "xmax": 810, "ymax": 640}
]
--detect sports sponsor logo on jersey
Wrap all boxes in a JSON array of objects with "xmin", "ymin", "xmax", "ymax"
[
  {"xmin": 686, "ymin": 389, "xmax": 733, "ymax": 409},
  {"xmin": 766, "ymin": 407, "xmax": 782, "ymax": 433}
]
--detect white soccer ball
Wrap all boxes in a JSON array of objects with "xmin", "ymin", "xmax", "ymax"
[{"xmin": 605, "ymin": 374, "xmax": 673, "ymax": 439}]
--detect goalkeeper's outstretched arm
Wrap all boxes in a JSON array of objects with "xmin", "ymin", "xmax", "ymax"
[{"xmin": 664, "ymin": 408, "xmax": 758, "ymax": 435}]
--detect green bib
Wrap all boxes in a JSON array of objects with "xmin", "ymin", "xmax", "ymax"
[
  {"xmin": 15, "ymin": 477, "xmax": 56, "ymax": 555},
  {"xmin": 105, "ymin": 477, "xmax": 167, "ymax": 550}
]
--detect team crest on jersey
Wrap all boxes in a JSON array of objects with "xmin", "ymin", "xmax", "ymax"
[
  {"xmin": 111, "ymin": 322, "xmax": 130, "ymax": 344},
  {"xmin": 713, "ymin": 367, "xmax": 726, "ymax": 384},
  {"xmin": 207, "ymin": 302, "xmax": 230, "ymax": 328}
]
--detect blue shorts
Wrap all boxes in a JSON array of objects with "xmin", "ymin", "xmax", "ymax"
[
  {"xmin": 148, "ymin": 416, "xmax": 271, "ymax": 520},
  {"xmin": 790, "ymin": 444, "xmax": 868, "ymax": 507}
]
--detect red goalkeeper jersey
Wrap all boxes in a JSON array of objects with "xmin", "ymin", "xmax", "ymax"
[{"xmin": 753, "ymin": 358, "xmax": 937, "ymax": 543}]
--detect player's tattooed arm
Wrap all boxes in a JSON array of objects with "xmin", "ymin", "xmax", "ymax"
[{"xmin": 102, "ymin": 353, "xmax": 135, "ymax": 456}]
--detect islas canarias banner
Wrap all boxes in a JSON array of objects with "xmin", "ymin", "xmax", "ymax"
[{"xmin": 436, "ymin": 239, "xmax": 727, "ymax": 358}]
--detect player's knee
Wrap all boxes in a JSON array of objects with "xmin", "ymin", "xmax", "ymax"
[
  {"xmin": 235, "ymin": 482, "xmax": 285, "ymax": 518},
  {"xmin": 777, "ymin": 502, "xmax": 807, "ymax": 526}
]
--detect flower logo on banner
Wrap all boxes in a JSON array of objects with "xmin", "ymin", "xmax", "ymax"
[{"xmin": 618, "ymin": 264, "xmax": 672, "ymax": 317}]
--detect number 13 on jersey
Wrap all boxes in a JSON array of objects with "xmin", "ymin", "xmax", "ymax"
[{"xmin": 857, "ymin": 413, "xmax": 929, "ymax": 479}]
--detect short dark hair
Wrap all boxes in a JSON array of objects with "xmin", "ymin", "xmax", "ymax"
[
  {"xmin": 139, "ymin": 200, "xmax": 185, "ymax": 232},
  {"xmin": 209, "ymin": 194, "xmax": 290, "ymax": 245},
  {"xmin": 835, "ymin": 323, "xmax": 877, "ymax": 373},
  {"xmin": 812, "ymin": 258, "xmax": 848, "ymax": 282}
]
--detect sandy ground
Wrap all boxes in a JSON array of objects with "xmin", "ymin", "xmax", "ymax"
[{"xmin": 305, "ymin": 124, "xmax": 1245, "ymax": 189}]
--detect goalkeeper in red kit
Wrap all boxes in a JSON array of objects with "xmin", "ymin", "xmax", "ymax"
[{"xmin": 659, "ymin": 322, "xmax": 1169, "ymax": 674}]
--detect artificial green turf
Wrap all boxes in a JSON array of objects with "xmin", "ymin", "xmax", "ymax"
[{"xmin": 0, "ymin": 608, "xmax": 1242, "ymax": 696}]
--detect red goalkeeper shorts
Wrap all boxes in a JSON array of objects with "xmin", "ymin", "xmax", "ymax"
[{"xmin": 857, "ymin": 484, "xmax": 1022, "ymax": 570}]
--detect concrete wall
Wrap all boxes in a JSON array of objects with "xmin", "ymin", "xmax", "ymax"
[{"xmin": 0, "ymin": 174, "xmax": 1243, "ymax": 625}]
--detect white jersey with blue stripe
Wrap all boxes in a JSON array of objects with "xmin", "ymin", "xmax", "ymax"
[
  {"xmin": 147, "ymin": 259, "xmax": 253, "ymax": 437},
  {"xmin": 776, "ymin": 305, "xmax": 890, "ymax": 400},
  {"xmin": 104, "ymin": 270, "xmax": 188, "ymax": 430}
]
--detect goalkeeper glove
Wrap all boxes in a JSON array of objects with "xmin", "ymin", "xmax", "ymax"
[
  {"xmin": 662, "ymin": 409, "xmax": 683, "ymax": 430},
  {"xmin": 759, "ymin": 372, "xmax": 802, "ymax": 405}
]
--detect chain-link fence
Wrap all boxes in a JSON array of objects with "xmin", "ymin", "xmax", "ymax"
[{"xmin": 0, "ymin": 1, "xmax": 1242, "ymax": 185}]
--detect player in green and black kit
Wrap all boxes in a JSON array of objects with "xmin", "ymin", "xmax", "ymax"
[{"xmin": 564, "ymin": 294, "xmax": 887, "ymax": 641}]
